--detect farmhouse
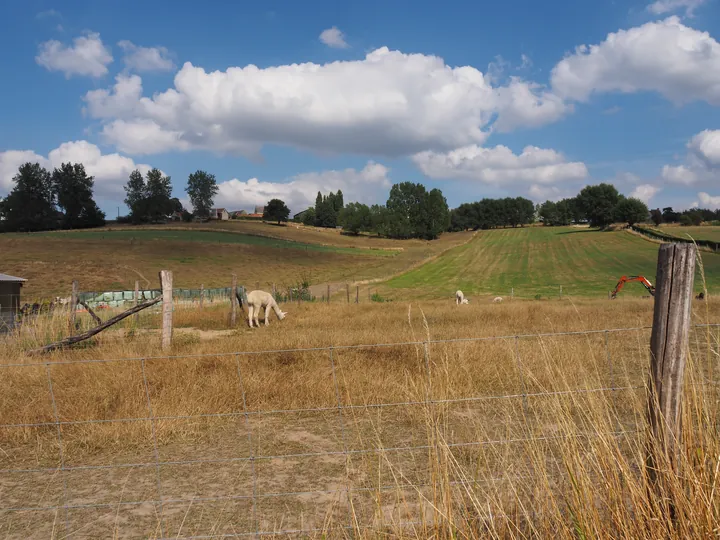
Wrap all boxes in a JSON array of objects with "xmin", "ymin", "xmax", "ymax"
[
  {"xmin": 0, "ymin": 273, "xmax": 26, "ymax": 332},
  {"xmin": 210, "ymin": 208, "xmax": 230, "ymax": 220}
]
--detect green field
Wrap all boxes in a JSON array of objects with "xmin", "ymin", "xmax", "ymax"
[
  {"xmin": 25, "ymin": 229, "xmax": 397, "ymax": 257},
  {"xmin": 656, "ymin": 225, "xmax": 720, "ymax": 243},
  {"xmin": 384, "ymin": 226, "xmax": 720, "ymax": 298}
]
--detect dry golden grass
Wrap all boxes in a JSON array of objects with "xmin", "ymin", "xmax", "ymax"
[{"xmin": 1, "ymin": 296, "xmax": 719, "ymax": 538}]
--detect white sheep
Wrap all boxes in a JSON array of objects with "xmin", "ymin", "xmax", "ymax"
[
  {"xmin": 492, "ymin": 296, "xmax": 503, "ymax": 303},
  {"xmin": 238, "ymin": 290, "xmax": 287, "ymax": 328},
  {"xmin": 455, "ymin": 290, "xmax": 469, "ymax": 305}
]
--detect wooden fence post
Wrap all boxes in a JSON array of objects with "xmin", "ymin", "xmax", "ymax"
[
  {"xmin": 230, "ymin": 274, "xmax": 238, "ymax": 326},
  {"xmin": 356, "ymin": 286, "xmax": 359, "ymax": 304},
  {"xmin": 327, "ymin": 284, "xmax": 330, "ymax": 303},
  {"xmin": 134, "ymin": 280, "xmax": 140, "ymax": 325},
  {"xmin": 159, "ymin": 271, "xmax": 173, "ymax": 351},
  {"xmin": 69, "ymin": 280, "xmax": 79, "ymax": 333},
  {"xmin": 346, "ymin": 283, "xmax": 350, "ymax": 303},
  {"xmin": 256, "ymin": 281, "xmax": 260, "ymax": 291},
  {"xmin": 511, "ymin": 287, "xmax": 514, "ymax": 300},
  {"xmin": 559, "ymin": 285, "xmax": 563, "ymax": 299},
  {"xmin": 199, "ymin": 284, "xmax": 204, "ymax": 309},
  {"xmin": 646, "ymin": 243, "xmax": 696, "ymax": 496}
]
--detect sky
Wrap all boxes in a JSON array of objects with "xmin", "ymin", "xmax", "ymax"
[{"xmin": 1, "ymin": 0, "xmax": 720, "ymax": 217}]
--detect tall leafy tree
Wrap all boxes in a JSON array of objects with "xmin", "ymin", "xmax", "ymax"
[
  {"xmin": 338, "ymin": 202, "xmax": 371, "ymax": 234},
  {"xmin": 614, "ymin": 197, "xmax": 649, "ymax": 226},
  {"xmin": 52, "ymin": 162, "xmax": 105, "ymax": 229},
  {"xmin": 124, "ymin": 169, "xmax": 148, "ymax": 224},
  {"xmin": 417, "ymin": 188, "xmax": 450, "ymax": 239},
  {"xmin": 186, "ymin": 170, "xmax": 218, "ymax": 219},
  {"xmin": 263, "ymin": 198, "xmax": 290, "ymax": 224},
  {"xmin": 0, "ymin": 162, "xmax": 57, "ymax": 232},
  {"xmin": 576, "ymin": 183, "xmax": 621, "ymax": 228},
  {"xmin": 145, "ymin": 168, "xmax": 173, "ymax": 223},
  {"xmin": 649, "ymin": 208, "xmax": 663, "ymax": 226}
]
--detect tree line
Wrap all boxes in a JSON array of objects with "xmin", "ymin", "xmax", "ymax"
[
  {"xmin": 3, "ymin": 159, "xmax": 718, "ymax": 236},
  {"xmin": 0, "ymin": 162, "xmax": 106, "ymax": 232}
]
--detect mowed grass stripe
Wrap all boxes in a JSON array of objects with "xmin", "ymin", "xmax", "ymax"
[
  {"xmin": 385, "ymin": 226, "xmax": 720, "ymax": 298},
  {"xmin": 22, "ymin": 229, "xmax": 397, "ymax": 257}
]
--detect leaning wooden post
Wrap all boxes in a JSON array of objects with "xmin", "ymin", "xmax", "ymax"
[
  {"xmin": 159, "ymin": 271, "xmax": 173, "ymax": 351},
  {"xmin": 199, "ymin": 284, "xmax": 204, "ymax": 309},
  {"xmin": 646, "ymin": 243, "xmax": 696, "ymax": 496},
  {"xmin": 346, "ymin": 283, "xmax": 350, "ymax": 303},
  {"xmin": 230, "ymin": 274, "xmax": 238, "ymax": 326},
  {"xmin": 134, "ymin": 280, "xmax": 140, "ymax": 325},
  {"xmin": 69, "ymin": 280, "xmax": 79, "ymax": 333}
]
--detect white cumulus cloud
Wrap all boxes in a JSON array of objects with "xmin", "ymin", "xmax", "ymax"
[
  {"xmin": 82, "ymin": 48, "xmax": 569, "ymax": 158},
  {"xmin": 661, "ymin": 129, "xmax": 720, "ymax": 185},
  {"xmin": 412, "ymin": 144, "xmax": 588, "ymax": 186},
  {"xmin": 36, "ymin": 31, "xmax": 113, "ymax": 78},
  {"xmin": 118, "ymin": 40, "xmax": 175, "ymax": 72},
  {"xmin": 319, "ymin": 26, "xmax": 349, "ymax": 49},
  {"xmin": 550, "ymin": 17, "xmax": 720, "ymax": 106},
  {"xmin": 647, "ymin": 0, "xmax": 709, "ymax": 17},
  {"xmin": 697, "ymin": 192, "xmax": 720, "ymax": 209},
  {"xmin": 0, "ymin": 141, "xmax": 154, "ymax": 198},
  {"xmin": 215, "ymin": 162, "xmax": 391, "ymax": 214},
  {"xmin": 630, "ymin": 183, "xmax": 661, "ymax": 203}
]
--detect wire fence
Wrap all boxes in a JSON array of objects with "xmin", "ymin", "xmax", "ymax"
[{"xmin": 1, "ymin": 324, "xmax": 719, "ymax": 537}]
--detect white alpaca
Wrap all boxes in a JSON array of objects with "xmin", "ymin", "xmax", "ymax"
[
  {"xmin": 492, "ymin": 296, "xmax": 503, "ymax": 303},
  {"xmin": 455, "ymin": 290, "xmax": 469, "ymax": 305},
  {"xmin": 238, "ymin": 290, "xmax": 287, "ymax": 328}
]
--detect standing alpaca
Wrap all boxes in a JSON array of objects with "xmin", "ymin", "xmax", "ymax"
[
  {"xmin": 238, "ymin": 290, "xmax": 287, "ymax": 328},
  {"xmin": 455, "ymin": 290, "xmax": 469, "ymax": 304},
  {"xmin": 492, "ymin": 296, "xmax": 503, "ymax": 303}
]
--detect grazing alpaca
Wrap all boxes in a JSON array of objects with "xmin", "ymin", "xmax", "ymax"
[
  {"xmin": 492, "ymin": 296, "xmax": 503, "ymax": 303},
  {"xmin": 455, "ymin": 290, "xmax": 469, "ymax": 304},
  {"xmin": 238, "ymin": 290, "xmax": 287, "ymax": 328}
]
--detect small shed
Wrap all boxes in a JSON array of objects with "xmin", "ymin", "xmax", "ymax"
[
  {"xmin": 211, "ymin": 208, "xmax": 230, "ymax": 221},
  {"xmin": 0, "ymin": 273, "xmax": 26, "ymax": 332}
]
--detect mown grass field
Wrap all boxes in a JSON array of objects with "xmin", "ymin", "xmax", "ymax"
[
  {"xmin": 0, "ymin": 224, "xmax": 473, "ymax": 299},
  {"xmin": 656, "ymin": 225, "xmax": 720, "ymax": 242},
  {"xmin": 384, "ymin": 226, "xmax": 720, "ymax": 299}
]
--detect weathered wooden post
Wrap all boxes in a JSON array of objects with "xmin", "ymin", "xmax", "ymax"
[
  {"xmin": 356, "ymin": 285, "xmax": 359, "ymax": 304},
  {"xmin": 159, "ymin": 271, "xmax": 173, "ymax": 351},
  {"xmin": 327, "ymin": 284, "xmax": 330, "ymax": 303},
  {"xmin": 69, "ymin": 280, "xmax": 79, "ymax": 333},
  {"xmin": 230, "ymin": 274, "xmax": 238, "ymax": 326},
  {"xmin": 346, "ymin": 283, "xmax": 350, "ymax": 303},
  {"xmin": 559, "ymin": 285, "xmax": 563, "ymax": 299},
  {"xmin": 134, "ymin": 280, "xmax": 140, "ymax": 324},
  {"xmin": 511, "ymin": 287, "xmax": 514, "ymax": 300},
  {"xmin": 646, "ymin": 243, "xmax": 696, "ymax": 499},
  {"xmin": 199, "ymin": 284, "xmax": 204, "ymax": 309}
]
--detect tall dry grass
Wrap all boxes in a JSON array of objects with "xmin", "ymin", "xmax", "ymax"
[{"xmin": 0, "ymin": 296, "xmax": 718, "ymax": 538}]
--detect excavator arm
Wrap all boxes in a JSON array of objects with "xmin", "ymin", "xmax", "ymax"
[{"xmin": 611, "ymin": 275, "xmax": 655, "ymax": 299}]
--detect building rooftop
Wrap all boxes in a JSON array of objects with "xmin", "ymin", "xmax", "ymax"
[{"xmin": 0, "ymin": 273, "xmax": 27, "ymax": 282}]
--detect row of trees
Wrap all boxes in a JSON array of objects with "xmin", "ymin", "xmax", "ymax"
[
  {"xmin": 335, "ymin": 182, "xmax": 450, "ymax": 240},
  {"xmin": 449, "ymin": 197, "xmax": 535, "ymax": 231},
  {"xmin": 123, "ymin": 168, "xmax": 220, "ymax": 224},
  {"xmin": 649, "ymin": 207, "xmax": 720, "ymax": 227},
  {"xmin": 536, "ymin": 184, "xmax": 649, "ymax": 229},
  {"xmin": 0, "ymin": 162, "xmax": 106, "ymax": 232}
]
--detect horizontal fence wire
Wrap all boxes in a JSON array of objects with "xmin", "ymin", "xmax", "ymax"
[{"xmin": 1, "ymin": 323, "xmax": 718, "ymax": 537}]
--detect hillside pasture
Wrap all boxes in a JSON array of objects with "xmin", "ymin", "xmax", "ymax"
[
  {"xmin": 656, "ymin": 225, "xmax": 720, "ymax": 243},
  {"xmin": 0, "ymin": 227, "xmax": 473, "ymax": 300},
  {"xmin": 384, "ymin": 226, "xmax": 720, "ymax": 299}
]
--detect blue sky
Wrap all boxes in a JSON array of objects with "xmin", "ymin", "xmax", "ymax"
[{"xmin": 1, "ymin": 0, "xmax": 720, "ymax": 217}]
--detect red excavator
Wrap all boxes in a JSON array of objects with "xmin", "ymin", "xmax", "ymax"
[{"xmin": 610, "ymin": 275, "xmax": 655, "ymax": 299}]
